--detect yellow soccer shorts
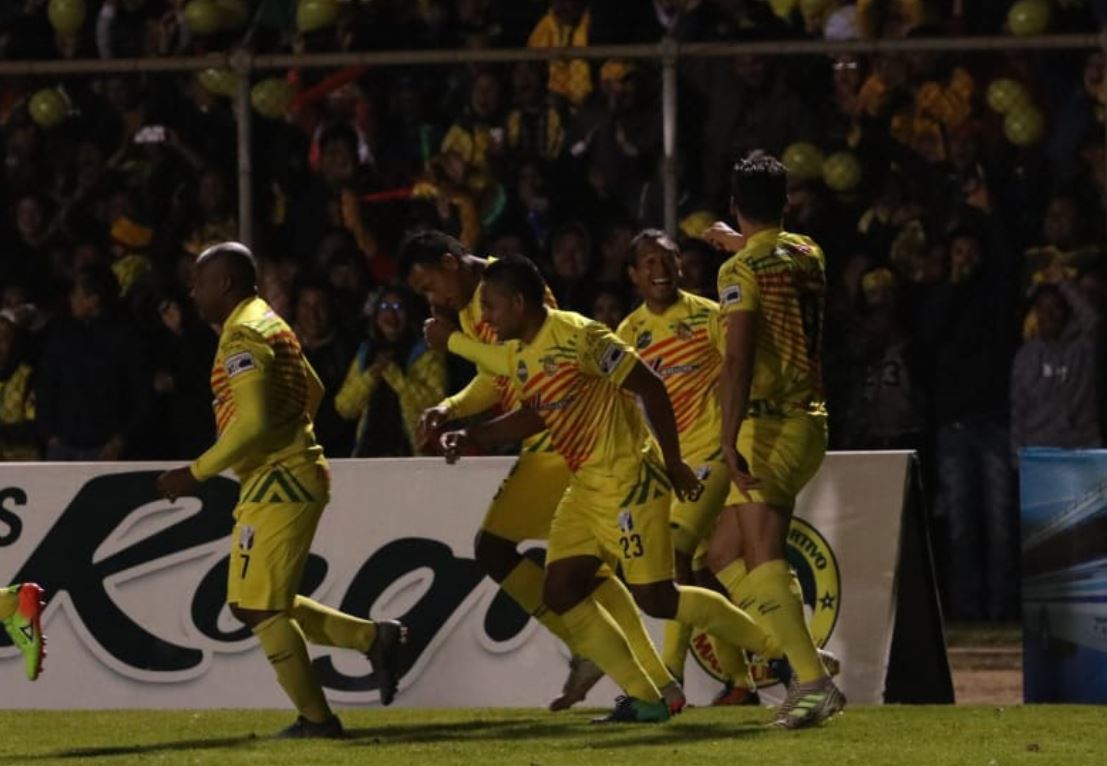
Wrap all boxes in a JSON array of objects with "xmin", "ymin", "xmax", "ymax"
[
  {"xmin": 547, "ymin": 460, "xmax": 675, "ymax": 585},
  {"xmin": 480, "ymin": 449, "xmax": 571, "ymax": 542},
  {"xmin": 726, "ymin": 413, "xmax": 828, "ymax": 509},
  {"xmin": 227, "ymin": 460, "xmax": 331, "ymax": 611},
  {"xmin": 670, "ymin": 451, "xmax": 730, "ymax": 558}
]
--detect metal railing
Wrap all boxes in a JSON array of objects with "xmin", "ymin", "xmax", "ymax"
[{"xmin": 4, "ymin": 32, "xmax": 1105, "ymax": 246}]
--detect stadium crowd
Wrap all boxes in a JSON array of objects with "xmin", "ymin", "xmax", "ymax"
[{"xmin": 1, "ymin": 0, "xmax": 1105, "ymax": 621}]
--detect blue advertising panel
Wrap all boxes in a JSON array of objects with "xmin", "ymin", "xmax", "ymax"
[{"xmin": 1020, "ymin": 448, "xmax": 1107, "ymax": 703}]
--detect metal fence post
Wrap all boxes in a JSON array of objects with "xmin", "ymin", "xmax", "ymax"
[
  {"xmin": 661, "ymin": 36, "xmax": 679, "ymax": 238},
  {"xmin": 231, "ymin": 49, "xmax": 254, "ymax": 249}
]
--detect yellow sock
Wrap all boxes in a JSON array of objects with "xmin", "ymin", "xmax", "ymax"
[
  {"xmin": 661, "ymin": 620, "xmax": 693, "ymax": 680},
  {"xmin": 733, "ymin": 560, "xmax": 824, "ymax": 683},
  {"xmin": 292, "ymin": 596, "xmax": 377, "ymax": 653},
  {"xmin": 561, "ymin": 598, "xmax": 660, "ymax": 702},
  {"xmin": 711, "ymin": 636, "xmax": 753, "ymax": 687},
  {"xmin": 499, "ymin": 558, "xmax": 576, "ymax": 648},
  {"xmin": 592, "ymin": 577, "xmax": 672, "ymax": 690},
  {"xmin": 715, "ymin": 558, "xmax": 748, "ymax": 597},
  {"xmin": 0, "ymin": 586, "xmax": 17, "ymax": 621},
  {"xmin": 674, "ymin": 585, "xmax": 777, "ymax": 657},
  {"xmin": 253, "ymin": 614, "xmax": 331, "ymax": 724}
]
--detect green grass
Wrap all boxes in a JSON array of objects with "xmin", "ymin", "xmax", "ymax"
[{"xmin": 0, "ymin": 707, "xmax": 1100, "ymax": 766}]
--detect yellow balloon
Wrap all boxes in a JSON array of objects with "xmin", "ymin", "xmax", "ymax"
[
  {"xmin": 822, "ymin": 152, "xmax": 862, "ymax": 192},
  {"xmin": 1004, "ymin": 106, "xmax": 1045, "ymax": 146},
  {"xmin": 47, "ymin": 0, "xmax": 86, "ymax": 35},
  {"xmin": 783, "ymin": 142, "xmax": 826, "ymax": 181},
  {"xmin": 197, "ymin": 68, "xmax": 241, "ymax": 97},
  {"xmin": 769, "ymin": 0, "xmax": 799, "ymax": 21},
  {"xmin": 296, "ymin": 0, "xmax": 339, "ymax": 32},
  {"xmin": 215, "ymin": 0, "xmax": 249, "ymax": 31},
  {"xmin": 985, "ymin": 78, "xmax": 1031, "ymax": 114},
  {"xmin": 184, "ymin": 0, "xmax": 222, "ymax": 36},
  {"xmin": 251, "ymin": 78, "xmax": 295, "ymax": 120},
  {"xmin": 29, "ymin": 89, "xmax": 68, "ymax": 128},
  {"xmin": 1008, "ymin": 0, "xmax": 1050, "ymax": 36}
]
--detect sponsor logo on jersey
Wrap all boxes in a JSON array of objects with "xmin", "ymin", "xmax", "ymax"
[
  {"xmin": 720, "ymin": 285, "xmax": 742, "ymax": 307},
  {"xmin": 224, "ymin": 352, "xmax": 256, "ymax": 378},
  {"xmin": 636, "ymin": 330, "xmax": 652, "ymax": 349},
  {"xmin": 599, "ymin": 344, "xmax": 626, "ymax": 375}
]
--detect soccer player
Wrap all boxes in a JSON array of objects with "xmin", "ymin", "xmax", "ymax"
[
  {"xmin": 1, "ymin": 583, "xmax": 46, "ymax": 681},
  {"xmin": 618, "ymin": 230, "xmax": 760, "ymax": 705},
  {"xmin": 156, "ymin": 242, "xmax": 405, "ymax": 739},
  {"xmin": 705, "ymin": 155, "xmax": 845, "ymax": 728},
  {"xmin": 432, "ymin": 255, "xmax": 780, "ymax": 723},
  {"xmin": 401, "ymin": 232, "xmax": 684, "ymax": 713}
]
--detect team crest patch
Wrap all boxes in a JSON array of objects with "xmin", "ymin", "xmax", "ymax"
[
  {"xmin": 636, "ymin": 330, "xmax": 653, "ymax": 349},
  {"xmin": 675, "ymin": 321, "xmax": 693, "ymax": 340},
  {"xmin": 541, "ymin": 355, "xmax": 558, "ymax": 376},
  {"xmin": 599, "ymin": 343, "xmax": 626, "ymax": 375},
  {"xmin": 516, "ymin": 359, "xmax": 529, "ymax": 383},
  {"xmin": 238, "ymin": 525, "xmax": 255, "ymax": 551},
  {"xmin": 224, "ymin": 351, "xmax": 256, "ymax": 378},
  {"xmin": 720, "ymin": 285, "xmax": 742, "ymax": 307},
  {"xmin": 690, "ymin": 516, "xmax": 840, "ymax": 687}
]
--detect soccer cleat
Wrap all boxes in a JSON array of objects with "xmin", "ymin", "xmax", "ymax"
[
  {"xmin": 819, "ymin": 648, "xmax": 841, "ymax": 678},
  {"xmin": 770, "ymin": 676, "xmax": 846, "ymax": 729},
  {"xmin": 549, "ymin": 656, "xmax": 604, "ymax": 711},
  {"xmin": 2, "ymin": 583, "xmax": 46, "ymax": 681},
  {"xmin": 660, "ymin": 681, "xmax": 687, "ymax": 715},
  {"xmin": 591, "ymin": 695, "xmax": 671, "ymax": 724},
  {"xmin": 768, "ymin": 648, "xmax": 840, "ymax": 689},
  {"xmin": 712, "ymin": 682, "xmax": 762, "ymax": 707},
  {"xmin": 367, "ymin": 620, "xmax": 407, "ymax": 706},
  {"xmin": 275, "ymin": 715, "xmax": 346, "ymax": 739}
]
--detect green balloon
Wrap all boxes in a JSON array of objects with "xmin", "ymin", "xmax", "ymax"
[
  {"xmin": 47, "ymin": 0, "xmax": 86, "ymax": 35},
  {"xmin": 29, "ymin": 89, "xmax": 68, "ymax": 128},
  {"xmin": 1004, "ymin": 106, "xmax": 1045, "ymax": 146},
  {"xmin": 783, "ymin": 142, "xmax": 826, "ymax": 181},
  {"xmin": 197, "ymin": 68, "xmax": 240, "ymax": 97},
  {"xmin": 1008, "ymin": 0, "xmax": 1050, "ymax": 36},
  {"xmin": 184, "ymin": 0, "xmax": 222, "ymax": 36},
  {"xmin": 296, "ymin": 0, "xmax": 339, "ymax": 33},
  {"xmin": 822, "ymin": 152, "xmax": 861, "ymax": 192},
  {"xmin": 985, "ymin": 78, "xmax": 1030, "ymax": 114},
  {"xmin": 251, "ymin": 78, "xmax": 295, "ymax": 120}
]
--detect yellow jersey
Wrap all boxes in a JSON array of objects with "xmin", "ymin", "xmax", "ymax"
[
  {"xmin": 505, "ymin": 309, "xmax": 650, "ymax": 482},
  {"xmin": 617, "ymin": 291, "xmax": 722, "ymax": 460},
  {"xmin": 450, "ymin": 271, "xmax": 558, "ymax": 453},
  {"xmin": 191, "ymin": 297, "xmax": 324, "ymax": 483},
  {"xmin": 716, "ymin": 228, "xmax": 827, "ymax": 414}
]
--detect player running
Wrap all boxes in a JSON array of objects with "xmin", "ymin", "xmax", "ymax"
[
  {"xmin": 704, "ymin": 154, "xmax": 845, "ymax": 728},
  {"xmin": 156, "ymin": 242, "xmax": 405, "ymax": 739},
  {"xmin": 617, "ymin": 230, "xmax": 761, "ymax": 705},
  {"xmin": 1, "ymin": 583, "xmax": 46, "ymax": 681},
  {"xmin": 432, "ymin": 255, "xmax": 780, "ymax": 723},
  {"xmin": 401, "ymin": 232, "xmax": 684, "ymax": 713}
]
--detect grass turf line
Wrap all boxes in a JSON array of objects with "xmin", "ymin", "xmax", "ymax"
[{"xmin": 0, "ymin": 706, "xmax": 1101, "ymax": 766}]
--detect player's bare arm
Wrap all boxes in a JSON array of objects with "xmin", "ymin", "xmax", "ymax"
[
  {"xmin": 440, "ymin": 407, "xmax": 545, "ymax": 464},
  {"xmin": 720, "ymin": 311, "xmax": 761, "ymax": 499},
  {"xmin": 620, "ymin": 361, "xmax": 702, "ymax": 502}
]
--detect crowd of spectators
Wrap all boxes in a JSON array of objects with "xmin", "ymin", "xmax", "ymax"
[{"xmin": 1, "ymin": 0, "xmax": 1105, "ymax": 620}]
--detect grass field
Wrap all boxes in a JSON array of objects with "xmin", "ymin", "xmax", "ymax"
[{"xmin": 0, "ymin": 706, "xmax": 1102, "ymax": 766}]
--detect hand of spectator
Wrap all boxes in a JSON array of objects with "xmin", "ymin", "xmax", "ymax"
[
  {"xmin": 423, "ymin": 311, "xmax": 458, "ymax": 353},
  {"xmin": 439, "ymin": 429, "xmax": 470, "ymax": 465},
  {"xmin": 156, "ymin": 466, "xmax": 201, "ymax": 502},
  {"xmin": 369, "ymin": 351, "xmax": 394, "ymax": 376},
  {"xmin": 159, "ymin": 300, "xmax": 184, "ymax": 336},
  {"xmin": 418, "ymin": 404, "xmax": 451, "ymax": 443},
  {"xmin": 98, "ymin": 435, "xmax": 126, "ymax": 462},
  {"xmin": 702, "ymin": 222, "xmax": 744, "ymax": 252}
]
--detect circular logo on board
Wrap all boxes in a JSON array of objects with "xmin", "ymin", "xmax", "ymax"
[{"xmin": 689, "ymin": 516, "xmax": 841, "ymax": 687}]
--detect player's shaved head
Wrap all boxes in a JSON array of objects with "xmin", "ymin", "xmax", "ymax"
[
  {"xmin": 197, "ymin": 241, "xmax": 258, "ymax": 292},
  {"xmin": 193, "ymin": 241, "xmax": 258, "ymax": 324}
]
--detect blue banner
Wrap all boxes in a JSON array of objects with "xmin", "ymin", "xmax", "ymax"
[{"xmin": 1020, "ymin": 448, "xmax": 1107, "ymax": 703}]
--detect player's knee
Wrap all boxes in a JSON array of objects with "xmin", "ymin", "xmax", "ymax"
[
  {"xmin": 543, "ymin": 567, "xmax": 589, "ymax": 615},
  {"xmin": 474, "ymin": 530, "xmax": 521, "ymax": 582},
  {"xmin": 630, "ymin": 582, "xmax": 679, "ymax": 619}
]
